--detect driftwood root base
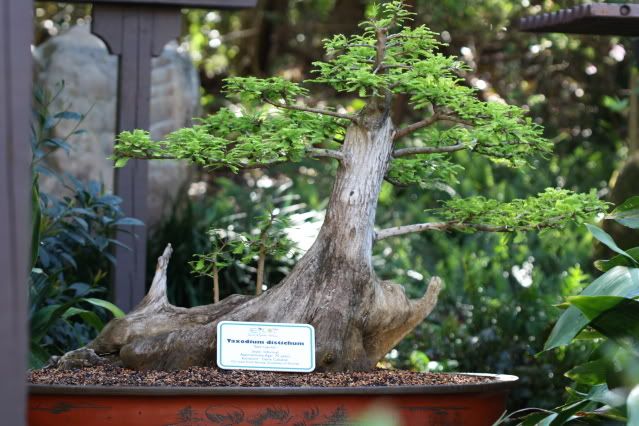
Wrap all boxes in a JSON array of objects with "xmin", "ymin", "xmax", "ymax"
[{"xmin": 56, "ymin": 243, "xmax": 442, "ymax": 372}]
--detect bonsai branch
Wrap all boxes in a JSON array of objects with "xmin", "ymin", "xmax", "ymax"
[
  {"xmin": 375, "ymin": 221, "xmax": 548, "ymax": 241},
  {"xmin": 380, "ymin": 63, "xmax": 413, "ymax": 71},
  {"xmin": 114, "ymin": 146, "xmax": 343, "ymax": 170},
  {"xmin": 262, "ymin": 97, "xmax": 356, "ymax": 122},
  {"xmin": 384, "ymin": 175, "xmax": 409, "ymax": 187},
  {"xmin": 374, "ymin": 28, "xmax": 388, "ymax": 72},
  {"xmin": 308, "ymin": 147, "xmax": 345, "ymax": 162},
  {"xmin": 392, "ymin": 143, "xmax": 466, "ymax": 157},
  {"xmin": 394, "ymin": 114, "xmax": 473, "ymax": 140}
]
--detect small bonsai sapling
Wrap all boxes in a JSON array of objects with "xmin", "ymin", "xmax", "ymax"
[
  {"xmin": 190, "ymin": 228, "xmax": 239, "ymax": 303},
  {"xmin": 61, "ymin": 1, "xmax": 608, "ymax": 372},
  {"xmin": 192, "ymin": 210, "xmax": 295, "ymax": 301},
  {"xmin": 242, "ymin": 209, "xmax": 296, "ymax": 296}
]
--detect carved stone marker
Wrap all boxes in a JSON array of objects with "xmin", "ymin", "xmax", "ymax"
[
  {"xmin": 34, "ymin": 25, "xmax": 198, "ymax": 226},
  {"xmin": 45, "ymin": 0, "xmax": 256, "ymax": 312}
]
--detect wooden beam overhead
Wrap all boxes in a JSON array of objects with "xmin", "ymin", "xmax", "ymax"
[
  {"xmin": 58, "ymin": 0, "xmax": 256, "ymax": 9},
  {"xmin": 518, "ymin": 3, "xmax": 639, "ymax": 37}
]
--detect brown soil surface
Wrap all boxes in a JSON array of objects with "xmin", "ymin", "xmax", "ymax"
[{"xmin": 29, "ymin": 366, "xmax": 496, "ymax": 388}]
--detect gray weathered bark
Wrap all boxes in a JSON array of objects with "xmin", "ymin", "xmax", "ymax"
[{"xmin": 58, "ymin": 102, "xmax": 443, "ymax": 372}]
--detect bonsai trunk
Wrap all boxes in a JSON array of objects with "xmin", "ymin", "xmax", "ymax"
[{"xmin": 58, "ymin": 111, "xmax": 442, "ymax": 372}]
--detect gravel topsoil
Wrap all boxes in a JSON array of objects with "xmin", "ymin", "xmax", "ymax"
[{"xmin": 29, "ymin": 366, "xmax": 496, "ymax": 388}]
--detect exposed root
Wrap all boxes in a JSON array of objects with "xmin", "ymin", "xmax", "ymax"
[
  {"xmin": 86, "ymin": 245, "xmax": 250, "ymax": 357},
  {"xmin": 58, "ymin": 243, "xmax": 443, "ymax": 372},
  {"xmin": 52, "ymin": 348, "xmax": 108, "ymax": 370},
  {"xmin": 363, "ymin": 276, "xmax": 442, "ymax": 363},
  {"xmin": 133, "ymin": 243, "xmax": 173, "ymax": 313}
]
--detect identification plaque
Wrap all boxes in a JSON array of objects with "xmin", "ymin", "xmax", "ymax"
[{"xmin": 216, "ymin": 321, "xmax": 315, "ymax": 372}]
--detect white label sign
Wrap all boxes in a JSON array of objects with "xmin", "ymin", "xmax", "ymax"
[{"xmin": 216, "ymin": 321, "xmax": 315, "ymax": 372}]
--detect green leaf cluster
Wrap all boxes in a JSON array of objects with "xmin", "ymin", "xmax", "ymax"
[
  {"xmin": 454, "ymin": 103, "xmax": 549, "ymax": 167},
  {"xmin": 190, "ymin": 208, "xmax": 295, "ymax": 286},
  {"xmin": 436, "ymin": 188, "xmax": 608, "ymax": 231},
  {"xmin": 311, "ymin": 4, "xmax": 443, "ymax": 97},
  {"xmin": 30, "ymin": 87, "xmax": 135, "ymax": 366},
  {"xmin": 311, "ymin": 0, "xmax": 550, "ymax": 165},
  {"xmin": 189, "ymin": 228, "xmax": 240, "ymax": 279},
  {"xmin": 224, "ymin": 76, "xmax": 309, "ymax": 105},
  {"xmin": 114, "ymin": 1, "xmax": 549, "ymax": 172},
  {"xmin": 114, "ymin": 107, "xmax": 345, "ymax": 171},
  {"xmin": 386, "ymin": 154, "xmax": 463, "ymax": 187},
  {"xmin": 235, "ymin": 210, "xmax": 296, "ymax": 264},
  {"xmin": 393, "ymin": 109, "xmax": 550, "ymax": 169}
]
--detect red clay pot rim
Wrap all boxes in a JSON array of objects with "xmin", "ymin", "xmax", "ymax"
[{"xmin": 29, "ymin": 372, "xmax": 518, "ymax": 396}]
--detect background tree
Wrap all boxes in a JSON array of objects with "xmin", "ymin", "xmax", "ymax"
[
  {"xmin": 240, "ymin": 209, "xmax": 295, "ymax": 296},
  {"xmin": 190, "ymin": 228, "xmax": 239, "ymax": 303},
  {"xmin": 58, "ymin": 1, "xmax": 606, "ymax": 372}
]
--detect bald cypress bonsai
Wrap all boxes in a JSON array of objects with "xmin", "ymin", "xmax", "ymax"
[{"xmin": 59, "ymin": 1, "xmax": 606, "ymax": 372}]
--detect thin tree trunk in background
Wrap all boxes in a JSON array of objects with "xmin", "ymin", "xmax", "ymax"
[
  {"xmin": 256, "ymin": 245, "xmax": 266, "ymax": 296},
  {"xmin": 237, "ymin": 0, "xmax": 288, "ymax": 76},
  {"xmin": 238, "ymin": 0, "xmax": 366, "ymax": 77},
  {"xmin": 324, "ymin": 0, "xmax": 367, "ymax": 36},
  {"xmin": 630, "ymin": 66, "xmax": 638, "ymax": 154},
  {"xmin": 213, "ymin": 265, "xmax": 219, "ymax": 303}
]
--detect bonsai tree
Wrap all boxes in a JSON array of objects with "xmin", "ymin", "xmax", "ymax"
[
  {"xmin": 189, "ymin": 228, "xmax": 238, "ymax": 303},
  {"xmin": 58, "ymin": 1, "xmax": 606, "ymax": 371},
  {"xmin": 190, "ymin": 209, "xmax": 295, "ymax": 301},
  {"xmin": 241, "ymin": 209, "xmax": 295, "ymax": 296}
]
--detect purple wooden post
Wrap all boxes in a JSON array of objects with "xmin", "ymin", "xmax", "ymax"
[
  {"xmin": 0, "ymin": 0, "xmax": 33, "ymax": 424},
  {"xmin": 60, "ymin": 0, "xmax": 256, "ymax": 312}
]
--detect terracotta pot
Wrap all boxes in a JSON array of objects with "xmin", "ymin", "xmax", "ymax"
[{"xmin": 29, "ymin": 373, "xmax": 517, "ymax": 426}]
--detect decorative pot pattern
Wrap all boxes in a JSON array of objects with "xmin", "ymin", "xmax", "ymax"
[{"xmin": 29, "ymin": 373, "xmax": 517, "ymax": 426}]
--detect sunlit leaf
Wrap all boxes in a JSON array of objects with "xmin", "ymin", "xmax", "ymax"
[
  {"xmin": 84, "ymin": 298, "xmax": 125, "ymax": 318},
  {"xmin": 594, "ymin": 247, "xmax": 639, "ymax": 271},
  {"xmin": 607, "ymin": 196, "xmax": 639, "ymax": 229},
  {"xmin": 568, "ymin": 295, "xmax": 639, "ymax": 355},
  {"xmin": 544, "ymin": 266, "xmax": 639, "ymax": 351},
  {"xmin": 586, "ymin": 224, "xmax": 638, "ymax": 265},
  {"xmin": 565, "ymin": 359, "xmax": 608, "ymax": 385}
]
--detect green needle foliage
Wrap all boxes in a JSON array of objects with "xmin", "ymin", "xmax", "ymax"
[
  {"xmin": 114, "ymin": 108, "xmax": 345, "ymax": 172},
  {"xmin": 386, "ymin": 154, "xmax": 463, "ymax": 188},
  {"xmin": 242, "ymin": 210, "xmax": 295, "ymax": 264},
  {"xmin": 114, "ymin": 2, "xmax": 547, "ymax": 166},
  {"xmin": 237, "ymin": 209, "xmax": 295, "ymax": 296},
  {"xmin": 435, "ymin": 189, "xmax": 608, "ymax": 233}
]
